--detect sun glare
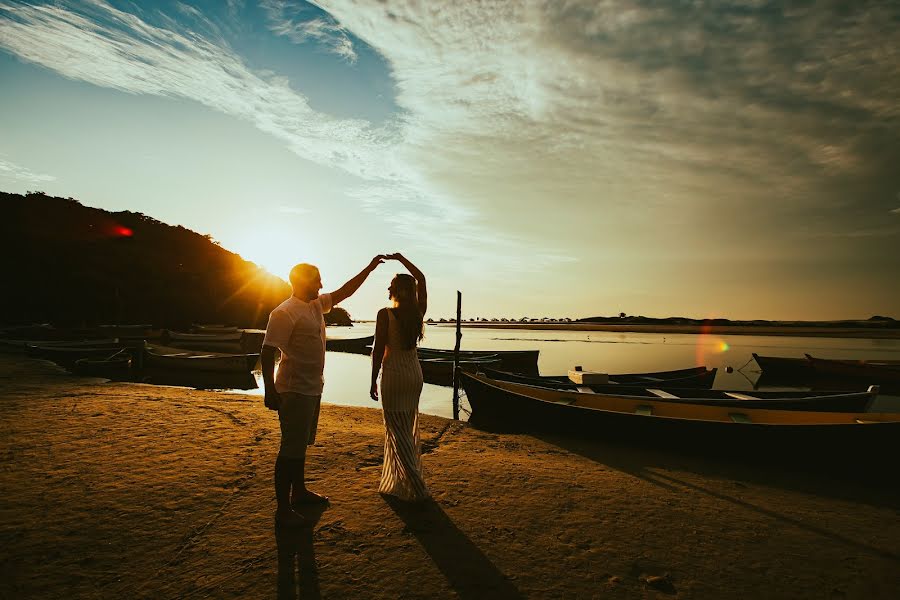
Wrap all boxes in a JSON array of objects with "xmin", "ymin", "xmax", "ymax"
[{"xmin": 219, "ymin": 229, "xmax": 299, "ymax": 280}]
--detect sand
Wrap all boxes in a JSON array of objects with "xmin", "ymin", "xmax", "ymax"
[{"xmin": 2, "ymin": 354, "xmax": 900, "ymax": 599}]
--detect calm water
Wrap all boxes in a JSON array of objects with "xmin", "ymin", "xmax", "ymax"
[{"xmin": 236, "ymin": 325, "xmax": 900, "ymax": 419}]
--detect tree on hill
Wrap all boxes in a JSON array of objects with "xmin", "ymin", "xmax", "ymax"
[
  {"xmin": 325, "ymin": 307, "xmax": 352, "ymax": 326},
  {"xmin": 1, "ymin": 191, "xmax": 291, "ymax": 328}
]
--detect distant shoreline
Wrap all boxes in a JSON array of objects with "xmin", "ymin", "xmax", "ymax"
[{"xmin": 424, "ymin": 321, "xmax": 900, "ymax": 339}]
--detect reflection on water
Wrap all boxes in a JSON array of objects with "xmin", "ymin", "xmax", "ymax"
[{"xmin": 224, "ymin": 325, "xmax": 900, "ymax": 418}]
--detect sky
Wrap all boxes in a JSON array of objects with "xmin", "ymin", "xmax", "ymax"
[{"xmin": 1, "ymin": 0, "xmax": 899, "ymax": 321}]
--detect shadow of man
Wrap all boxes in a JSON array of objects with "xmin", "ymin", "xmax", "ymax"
[
  {"xmin": 384, "ymin": 496, "xmax": 525, "ymax": 599},
  {"xmin": 275, "ymin": 504, "xmax": 327, "ymax": 600}
]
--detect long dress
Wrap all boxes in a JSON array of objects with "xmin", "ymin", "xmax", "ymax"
[{"xmin": 378, "ymin": 309, "xmax": 429, "ymax": 501}]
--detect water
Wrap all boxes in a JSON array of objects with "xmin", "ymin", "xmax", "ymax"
[{"xmin": 234, "ymin": 325, "xmax": 900, "ymax": 418}]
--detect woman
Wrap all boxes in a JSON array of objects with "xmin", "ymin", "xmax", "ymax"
[{"xmin": 370, "ymin": 253, "xmax": 429, "ymax": 501}]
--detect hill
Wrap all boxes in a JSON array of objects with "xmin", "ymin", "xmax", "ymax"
[{"xmin": 0, "ymin": 191, "xmax": 329, "ymax": 328}]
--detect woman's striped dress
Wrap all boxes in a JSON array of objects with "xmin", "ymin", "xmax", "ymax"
[{"xmin": 378, "ymin": 310, "xmax": 428, "ymax": 501}]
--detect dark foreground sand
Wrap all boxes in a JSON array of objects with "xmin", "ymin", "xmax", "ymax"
[{"xmin": 2, "ymin": 355, "xmax": 899, "ymax": 599}]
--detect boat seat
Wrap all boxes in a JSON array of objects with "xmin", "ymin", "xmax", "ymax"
[
  {"xmin": 575, "ymin": 386, "xmax": 595, "ymax": 394},
  {"xmin": 724, "ymin": 392, "xmax": 760, "ymax": 400},
  {"xmin": 647, "ymin": 389, "xmax": 679, "ymax": 399},
  {"xmin": 635, "ymin": 405, "xmax": 653, "ymax": 416},
  {"xmin": 729, "ymin": 413, "xmax": 752, "ymax": 424}
]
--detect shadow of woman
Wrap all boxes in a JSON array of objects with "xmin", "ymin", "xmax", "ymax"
[
  {"xmin": 383, "ymin": 496, "xmax": 525, "ymax": 599},
  {"xmin": 275, "ymin": 504, "xmax": 327, "ymax": 600}
]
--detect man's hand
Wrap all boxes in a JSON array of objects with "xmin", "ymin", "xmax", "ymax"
[
  {"xmin": 264, "ymin": 390, "xmax": 282, "ymax": 411},
  {"xmin": 370, "ymin": 382, "xmax": 379, "ymax": 402},
  {"xmin": 368, "ymin": 255, "xmax": 387, "ymax": 270}
]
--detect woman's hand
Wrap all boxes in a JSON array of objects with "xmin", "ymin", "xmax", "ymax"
[
  {"xmin": 370, "ymin": 382, "xmax": 379, "ymax": 402},
  {"xmin": 264, "ymin": 390, "xmax": 281, "ymax": 411}
]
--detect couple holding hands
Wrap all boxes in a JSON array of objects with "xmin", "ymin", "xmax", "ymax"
[{"xmin": 261, "ymin": 253, "xmax": 428, "ymax": 527}]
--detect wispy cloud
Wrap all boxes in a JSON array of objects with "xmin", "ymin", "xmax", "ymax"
[
  {"xmin": 2, "ymin": 0, "xmax": 898, "ymax": 277},
  {"xmin": 0, "ymin": 158, "xmax": 55, "ymax": 184},
  {"xmin": 0, "ymin": 0, "xmax": 385, "ymax": 178},
  {"xmin": 261, "ymin": 0, "xmax": 357, "ymax": 63},
  {"xmin": 277, "ymin": 204, "xmax": 311, "ymax": 215}
]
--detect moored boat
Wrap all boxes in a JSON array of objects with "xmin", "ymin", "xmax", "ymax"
[
  {"xmin": 420, "ymin": 357, "xmax": 503, "ymax": 387},
  {"xmin": 144, "ymin": 345, "xmax": 259, "ymax": 373},
  {"xmin": 459, "ymin": 372, "xmax": 899, "ymax": 466},
  {"xmin": 73, "ymin": 351, "xmax": 132, "ymax": 378},
  {"xmin": 752, "ymin": 353, "xmax": 816, "ymax": 378},
  {"xmin": 26, "ymin": 344, "xmax": 127, "ymax": 367},
  {"xmin": 325, "ymin": 335, "xmax": 375, "ymax": 353},
  {"xmin": 482, "ymin": 366, "xmax": 717, "ymax": 389},
  {"xmin": 418, "ymin": 347, "xmax": 539, "ymax": 375},
  {"xmin": 805, "ymin": 354, "xmax": 900, "ymax": 385},
  {"xmin": 476, "ymin": 370, "xmax": 876, "ymax": 412},
  {"xmin": 191, "ymin": 324, "xmax": 240, "ymax": 334}
]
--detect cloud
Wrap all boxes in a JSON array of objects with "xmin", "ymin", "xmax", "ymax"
[
  {"xmin": 277, "ymin": 204, "xmax": 311, "ymax": 215},
  {"xmin": 0, "ymin": 0, "xmax": 385, "ymax": 179},
  {"xmin": 312, "ymin": 0, "xmax": 900, "ymax": 256},
  {"xmin": 261, "ymin": 0, "xmax": 357, "ymax": 63},
  {"xmin": 0, "ymin": 0, "xmax": 556, "ymax": 270},
  {"xmin": 0, "ymin": 158, "xmax": 55, "ymax": 184},
  {"xmin": 2, "ymin": 0, "xmax": 898, "ymax": 276}
]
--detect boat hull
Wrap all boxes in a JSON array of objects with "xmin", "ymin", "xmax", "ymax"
[
  {"xmin": 460, "ymin": 373, "xmax": 896, "ymax": 469},
  {"xmin": 418, "ymin": 347, "xmax": 539, "ymax": 375},
  {"xmin": 325, "ymin": 335, "xmax": 374, "ymax": 353},
  {"xmin": 483, "ymin": 366, "xmax": 717, "ymax": 390}
]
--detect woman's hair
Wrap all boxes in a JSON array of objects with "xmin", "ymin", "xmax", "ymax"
[{"xmin": 389, "ymin": 273, "xmax": 424, "ymax": 349}]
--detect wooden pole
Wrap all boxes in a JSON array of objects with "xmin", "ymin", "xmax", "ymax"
[{"xmin": 451, "ymin": 290, "xmax": 462, "ymax": 420}]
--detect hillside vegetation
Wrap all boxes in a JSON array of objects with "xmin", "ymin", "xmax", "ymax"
[{"xmin": 1, "ymin": 191, "xmax": 349, "ymax": 328}]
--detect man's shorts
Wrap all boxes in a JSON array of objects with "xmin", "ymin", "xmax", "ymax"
[{"xmin": 278, "ymin": 393, "xmax": 321, "ymax": 459}]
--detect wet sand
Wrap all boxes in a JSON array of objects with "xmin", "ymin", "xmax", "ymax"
[
  {"xmin": 435, "ymin": 322, "xmax": 900, "ymax": 339},
  {"xmin": 2, "ymin": 355, "xmax": 899, "ymax": 599}
]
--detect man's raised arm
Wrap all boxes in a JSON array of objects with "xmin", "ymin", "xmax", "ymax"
[{"xmin": 329, "ymin": 255, "xmax": 385, "ymax": 305}]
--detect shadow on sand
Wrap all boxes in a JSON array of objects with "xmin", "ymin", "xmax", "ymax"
[
  {"xmin": 531, "ymin": 432, "xmax": 900, "ymax": 563},
  {"xmin": 384, "ymin": 496, "xmax": 525, "ymax": 599},
  {"xmin": 275, "ymin": 504, "xmax": 327, "ymax": 600}
]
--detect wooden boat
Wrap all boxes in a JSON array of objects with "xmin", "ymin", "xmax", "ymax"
[
  {"xmin": 73, "ymin": 351, "xmax": 132, "ymax": 378},
  {"xmin": 2, "ymin": 338, "xmax": 120, "ymax": 352},
  {"xmin": 477, "ymin": 371, "xmax": 876, "ymax": 412},
  {"xmin": 144, "ymin": 345, "xmax": 259, "ymax": 373},
  {"xmin": 459, "ymin": 372, "xmax": 899, "ymax": 466},
  {"xmin": 482, "ymin": 366, "xmax": 717, "ymax": 389},
  {"xmin": 166, "ymin": 331, "xmax": 244, "ymax": 343},
  {"xmin": 752, "ymin": 353, "xmax": 816, "ymax": 378},
  {"xmin": 420, "ymin": 357, "xmax": 503, "ymax": 387},
  {"xmin": 192, "ymin": 324, "xmax": 240, "ymax": 334},
  {"xmin": 418, "ymin": 347, "xmax": 539, "ymax": 375},
  {"xmin": 805, "ymin": 354, "xmax": 900, "ymax": 385},
  {"xmin": 325, "ymin": 335, "xmax": 375, "ymax": 352},
  {"xmin": 25, "ymin": 344, "xmax": 127, "ymax": 367}
]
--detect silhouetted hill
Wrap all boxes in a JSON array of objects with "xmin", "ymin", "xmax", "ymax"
[{"xmin": 1, "ymin": 191, "xmax": 296, "ymax": 328}]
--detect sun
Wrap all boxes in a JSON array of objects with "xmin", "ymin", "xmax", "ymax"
[{"xmin": 217, "ymin": 228, "xmax": 300, "ymax": 281}]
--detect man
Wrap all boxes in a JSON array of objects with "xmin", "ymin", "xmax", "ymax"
[{"xmin": 262, "ymin": 256, "xmax": 384, "ymax": 526}]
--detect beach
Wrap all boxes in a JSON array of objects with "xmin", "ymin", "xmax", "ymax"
[{"xmin": 2, "ymin": 354, "xmax": 900, "ymax": 599}]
